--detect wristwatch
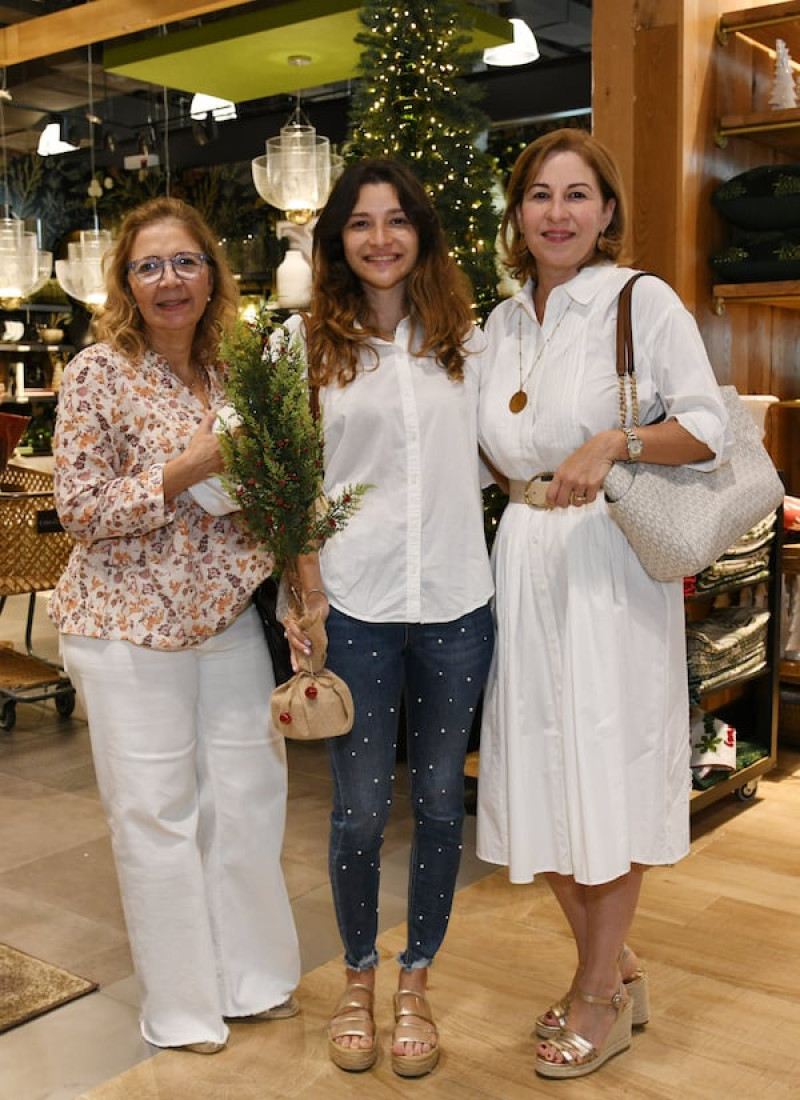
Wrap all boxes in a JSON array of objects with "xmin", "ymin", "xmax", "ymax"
[{"xmin": 622, "ymin": 427, "xmax": 644, "ymax": 462}]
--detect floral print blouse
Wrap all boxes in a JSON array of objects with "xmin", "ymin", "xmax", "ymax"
[{"xmin": 48, "ymin": 342, "xmax": 272, "ymax": 650}]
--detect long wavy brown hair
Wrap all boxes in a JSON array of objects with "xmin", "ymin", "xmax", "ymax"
[
  {"xmin": 500, "ymin": 128, "xmax": 629, "ymax": 285},
  {"xmin": 94, "ymin": 197, "xmax": 239, "ymax": 366},
  {"xmin": 306, "ymin": 158, "xmax": 475, "ymax": 385}
]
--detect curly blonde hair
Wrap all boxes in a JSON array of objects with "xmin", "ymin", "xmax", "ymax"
[
  {"xmin": 306, "ymin": 159, "xmax": 475, "ymax": 386},
  {"xmin": 500, "ymin": 128, "xmax": 629, "ymax": 285},
  {"xmin": 94, "ymin": 197, "xmax": 239, "ymax": 366}
]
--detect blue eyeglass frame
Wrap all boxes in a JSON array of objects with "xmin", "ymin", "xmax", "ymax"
[{"xmin": 126, "ymin": 251, "xmax": 211, "ymax": 282}]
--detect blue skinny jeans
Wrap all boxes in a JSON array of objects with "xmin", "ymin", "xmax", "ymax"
[{"xmin": 323, "ymin": 602, "xmax": 494, "ymax": 972}]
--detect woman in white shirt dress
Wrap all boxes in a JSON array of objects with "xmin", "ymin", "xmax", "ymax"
[
  {"xmin": 285, "ymin": 159, "xmax": 494, "ymax": 1078},
  {"xmin": 476, "ymin": 129, "xmax": 729, "ymax": 1079}
]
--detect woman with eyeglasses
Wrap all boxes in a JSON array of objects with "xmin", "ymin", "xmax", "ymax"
[{"xmin": 49, "ymin": 197, "xmax": 300, "ymax": 1054}]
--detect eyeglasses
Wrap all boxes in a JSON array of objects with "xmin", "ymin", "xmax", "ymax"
[{"xmin": 127, "ymin": 251, "xmax": 211, "ymax": 285}]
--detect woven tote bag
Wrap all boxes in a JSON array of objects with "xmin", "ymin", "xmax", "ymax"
[{"xmin": 603, "ymin": 274, "xmax": 784, "ymax": 582}]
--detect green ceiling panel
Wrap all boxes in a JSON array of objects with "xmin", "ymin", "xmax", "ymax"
[{"xmin": 104, "ymin": 1, "xmax": 512, "ymax": 104}]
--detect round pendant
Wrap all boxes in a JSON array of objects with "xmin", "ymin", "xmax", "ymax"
[{"xmin": 509, "ymin": 390, "xmax": 528, "ymax": 414}]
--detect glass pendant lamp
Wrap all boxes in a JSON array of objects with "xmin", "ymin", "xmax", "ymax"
[
  {"xmin": 0, "ymin": 78, "xmax": 53, "ymax": 307},
  {"xmin": 54, "ymin": 46, "xmax": 113, "ymax": 310},
  {"xmin": 251, "ymin": 101, "xmax": 342, "ymax": 225}
]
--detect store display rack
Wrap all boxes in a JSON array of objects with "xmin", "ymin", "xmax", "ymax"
[{"xmin": 0, "ymin": 462, "xmax": 75, "ymax": 730}]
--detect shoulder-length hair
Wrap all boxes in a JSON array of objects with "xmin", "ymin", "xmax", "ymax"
[
  {"xmin": 94, "ymin": 197, "xmax": 239, "ymax": 366},
  {"xmin": 500, "ymin": 128, "xmax": 629, "ymax": 285},
  {"xmin": 307, "ymin": 158, "xmax": 475, "ymax": 385}
]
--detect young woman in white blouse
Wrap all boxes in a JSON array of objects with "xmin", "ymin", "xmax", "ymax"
[
  {"xmin": 476, "ymin": 129, "xmax": 729, "ymax": 1079},
  {"xmin": 286, "ymin": 159, "xmax": 494, "ymax": 1078}
]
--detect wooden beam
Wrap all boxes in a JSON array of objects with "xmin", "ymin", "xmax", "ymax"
[{"xmin": 0, "ymin": 0, "xmax": 252, "ymax": 67}]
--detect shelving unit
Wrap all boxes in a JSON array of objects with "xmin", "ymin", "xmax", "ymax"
[
  {"xmin": 687, "ymin": 513, "xmax": 782, "ymax": 814},
  {"xmin": 712, "ymin": 278, "xmax": 800, "ymax": 313},
  {"xmin": 0, "ymin": 303, "xmax": 72, "ymax": 454},
  {"xmin": 712, "ymin": 2, "xmax": 800, "ymax": 314}
]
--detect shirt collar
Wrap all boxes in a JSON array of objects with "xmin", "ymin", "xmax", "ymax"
[{"xmin": 512, "ymin": 262, "xmax": 617, "ymax": 320}]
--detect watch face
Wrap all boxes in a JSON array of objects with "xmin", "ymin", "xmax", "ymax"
[{"xmin": 626, "ymin": 430, "xmax": 643, "ymax": 459}]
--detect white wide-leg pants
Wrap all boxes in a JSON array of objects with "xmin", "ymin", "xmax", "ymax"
[{"xmin": 61, "ymin": 606, "xmax": 300, "ymax": 1048}]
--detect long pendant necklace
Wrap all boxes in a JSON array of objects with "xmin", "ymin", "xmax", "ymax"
[{"xmin": 508, "ymin": 303, "xmax": 573, "ymax": 414}]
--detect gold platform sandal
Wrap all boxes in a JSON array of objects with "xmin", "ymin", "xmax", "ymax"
[
  {"xmin": 327, "ymin": 982, "xmax": 377, "ymax": 1072},
  {"xmin": 535, "ymin": 988, "xmax": 633, "ymax": 1080},
  {"xmin": 535, "ymin": 945, "xmax": 649, "ymax": 1039},
  {"xmin": 619, "ymin": 944, "xmax": 650, "ymax": 1027},
  {"xmin": 391, "ymin": 989, "xmax": 440, "ymax": 1078}
]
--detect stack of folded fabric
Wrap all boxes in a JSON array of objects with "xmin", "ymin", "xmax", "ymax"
[
  {"xmin": 693, "ymin": 513, "xmax": 776, "ymax": 594},
  {"xmin": 686, "ymin": 605, "xmax": 771, "ymax": 695},
  {"xmin": 690, "ymin": 706, "xmax": 737, "ymax": 782}
]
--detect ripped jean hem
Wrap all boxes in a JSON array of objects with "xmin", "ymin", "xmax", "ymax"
[
  {"xmin": 343, "ymin": 948, "xmax": 380, "ymax": 972},
  {"xmin": 396, "ymin": 952, "xmax": 434, "ymax": 972}
]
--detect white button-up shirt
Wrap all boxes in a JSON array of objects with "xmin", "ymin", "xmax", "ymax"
[{"xmin": 316, "ymin": 319, "xmax": 493, "ymax": 623}]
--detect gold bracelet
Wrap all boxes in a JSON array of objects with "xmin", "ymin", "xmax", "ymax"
[{"xmin": 305, "ymin": 587, "xmax": 329, "ymax": 602}]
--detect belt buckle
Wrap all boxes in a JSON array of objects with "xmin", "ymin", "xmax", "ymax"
[{"xmin": 524, "ymin": 473, "xmax": 554, "ymax": 509}]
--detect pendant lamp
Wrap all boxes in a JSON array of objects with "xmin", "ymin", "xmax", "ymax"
[
  {"xmin": 0, "ymin": 79, "xmax": 53, "ymax": 307},
  {"xmin": 483, "ymin": 18, "xmax": 540, "ymax": 67},
  {"xmin": 54, "ymin": 46, "xmax": 113, "ymax": 310},
  {"xmin": 251, "ymin": 102, "xmax": 342, "ymax": 225}
]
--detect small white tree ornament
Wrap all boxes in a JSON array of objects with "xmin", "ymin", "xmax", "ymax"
[{"xmin": 770, "ymin": 38, "xmax": 797, "ymax": 109}]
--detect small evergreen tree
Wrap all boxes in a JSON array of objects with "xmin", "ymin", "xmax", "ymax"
[
  {"xmin": 219, "ymin": 313, "xmax": 368, "ymax": 573},
  {"xmin": 347, "ymin": 0, "xmax": 500, "ymax": 316}
]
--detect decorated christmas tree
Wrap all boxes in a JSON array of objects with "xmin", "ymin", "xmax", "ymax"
[{"xmin": 346, "ymin": 0, "xmax": 500, "ymax": 316}]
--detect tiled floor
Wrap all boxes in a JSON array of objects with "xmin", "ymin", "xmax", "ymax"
[{"xmin": 0, "ymin": 593, "xmax": 492, "ymax": 1100}]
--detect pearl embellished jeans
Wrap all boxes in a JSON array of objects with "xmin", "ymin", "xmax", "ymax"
[{"xmin": 323, "ymin": 603, "xmax": 494, "ymax": 972}]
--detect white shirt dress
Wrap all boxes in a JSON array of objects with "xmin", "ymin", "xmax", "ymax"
[{"xmin": 476, "ymin": 264, "xmax": 730, "ymax": 886}]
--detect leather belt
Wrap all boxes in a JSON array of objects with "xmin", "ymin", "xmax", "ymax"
[{"xmin": 507, "ymin": 473, "xmax": 555, "ymax": 509}]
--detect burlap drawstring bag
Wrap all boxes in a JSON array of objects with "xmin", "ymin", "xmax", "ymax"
[{"xmin": 270, "ymin": 609, "xmax": 354, "ymax": 740}]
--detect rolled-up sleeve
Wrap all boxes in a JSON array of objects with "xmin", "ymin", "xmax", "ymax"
[{"xmin": 636, "ymin": 286, "xmax": 731, "ymax": 470}]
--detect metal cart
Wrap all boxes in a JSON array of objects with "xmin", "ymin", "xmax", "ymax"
[{"xmin": 0, "ymin": 461, "xmax": 75, "ymax": 731}]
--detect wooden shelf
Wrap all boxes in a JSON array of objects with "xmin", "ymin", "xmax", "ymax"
[
  {"xmin": 712, "ymin": 279, "xmax": 800, "ymax": 313},
  {"xmin": 690, "ymin": 755, "xmax": 773, "ymax": 812},
  {"xmin": 0, "ymin": 341, "xmax": 72, "ymax": 353},
  {"xmin": 717, "ymin": 2, "xmax": 800, "ymax": 53},
  {"xmin": 716, "ymin": 106, "xmax": 800, "ymax": 152},
  {"xmin": 780, "ymin": 658, "xmax": 800, "ymax": 684}
]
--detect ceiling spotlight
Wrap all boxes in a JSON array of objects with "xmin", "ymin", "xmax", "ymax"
[
  {"xmin": 190, "ymin": 93, "xmax": 237, "ymax": 122},
  {"xmin": 37, "ymin": 120, "xmax": 79, "ymax": 156},
  {"xmin": 483, "ymin": 18, "xmax": 540, "ymax": 67}
]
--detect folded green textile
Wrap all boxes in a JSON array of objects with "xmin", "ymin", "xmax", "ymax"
[{"xmin": 691, "ymin": 740, "xmax": 767, "ymax": 790}]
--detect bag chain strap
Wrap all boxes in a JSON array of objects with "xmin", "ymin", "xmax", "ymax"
[{"xmin": 615, "ymin": 272, "xmax": 657, "ymax": 431}]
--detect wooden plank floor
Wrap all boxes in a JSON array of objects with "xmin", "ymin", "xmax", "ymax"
[{"xmin": 81, "ymin": 749, "xmax": 800, "ymax": 1100}]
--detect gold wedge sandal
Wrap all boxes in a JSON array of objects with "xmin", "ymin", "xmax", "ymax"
[
  {"xmin": 534, "ymin": 945, "xmax": 649, "ymax": 1039},
  {"xmin": 391, "ymin": 988, "xmax": 440, "ymax": 1078},
  {"xmin": 619, "ymin": 944, "xmax": 650, "ymax": 1027},
  {"xmin": 535, "ymin": 987, "xmax": 633, "ymax": 1079},
  {"xmin": 327, "ymin": 982, "xmax": 377, "ymax": 1072}
]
